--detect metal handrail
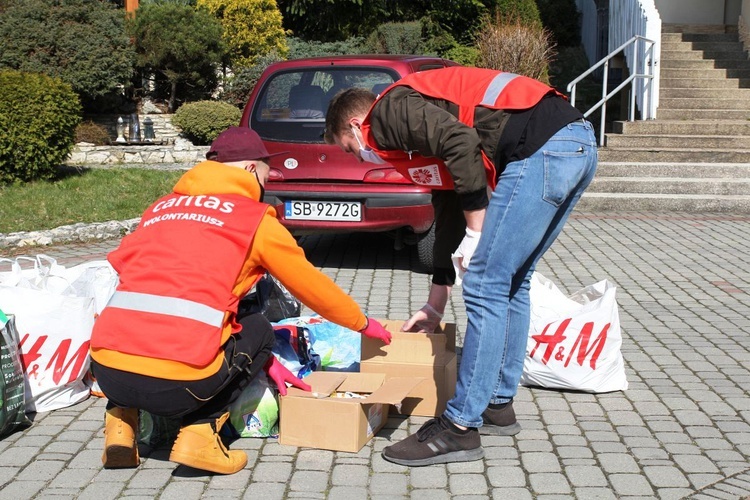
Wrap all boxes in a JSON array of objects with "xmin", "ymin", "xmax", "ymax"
[{"xmin": 567, "ymin": 35, "xmax": 657, "ymax": 147}]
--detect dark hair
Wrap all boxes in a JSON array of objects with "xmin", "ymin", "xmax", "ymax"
[{"xmin": 324, "ymin": 87, "xmax": 376, "ymax": 144}]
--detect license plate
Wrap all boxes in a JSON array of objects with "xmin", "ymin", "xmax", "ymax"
[{"xmin": 285, "ymin": 201, "xmax": 362, "ymax": 221}]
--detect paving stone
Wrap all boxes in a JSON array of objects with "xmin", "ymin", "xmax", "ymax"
[
  {"xmin": 449, "ymin": 473, "xmax": 489, "ymax": 495},
  {"xmin": 411, "ymin": 489, "xmax": 452, "ymax": 500},
  {"xmin": 289, "ymin": 470, "xmax": 329, "ymax": 492},
  {"xmin": 327, "ymin": 486, "xmax": 369, "ymax": 499},
  {"xmin": 486, "ymin": 465, "xmax": 526, "ymax": 488},
  {"xmin": 250, "ymin": 461, "xmax": 293, "ymax": 482},
  {"xmin": 370, "ymin": 472, "xmax": 409, "ymax": 495},
  {"xmin": 241, "ymin": 482, "xmax": 287, "ymax": 499},
  {"xmin": 332, "ymin": 464, "xmax": 369, "ymax": 486},
  {"xmin": 410, "ymin": 465, "xmax": 448, "ymax": 488}
]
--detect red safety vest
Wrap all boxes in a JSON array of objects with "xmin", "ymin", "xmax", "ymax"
[
  {"xmin": 91, "ymin": 192, "xmax": 266, "ymax": 367},
  {"xmin": 361, "ymin": 67, "xmax": 562, "ymax": 190}
]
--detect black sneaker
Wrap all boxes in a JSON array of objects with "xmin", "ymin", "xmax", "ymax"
[
  {"xmin": 480, "ymin": 400, "xmax": 522, "ymax": 436},
  {"xmin": 381, "ymin": 415, "xmax": 484, "ymax": 467}
]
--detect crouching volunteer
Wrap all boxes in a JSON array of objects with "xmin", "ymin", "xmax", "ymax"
[{"xmin": 90, "ymin": 126, "xmax": 392, "ymax": 475}]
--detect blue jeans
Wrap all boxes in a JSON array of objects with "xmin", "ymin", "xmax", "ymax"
[{"xmin": 445, "ymin": 119, "xmax": 598, "ymax": 428}]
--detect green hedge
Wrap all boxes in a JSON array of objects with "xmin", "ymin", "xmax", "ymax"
[
  {"xmin": 0, "ymin": 70, "xmax": 81, "ymax": 184},
  {"xmin": 172, "ymin": 100, "xmax": 243, "ymax": 145}
]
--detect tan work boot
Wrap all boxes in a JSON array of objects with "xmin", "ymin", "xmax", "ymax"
[
  {"xmin": 102, "ymin": 407, "xmax": 140, "ymax": 468},
  {"xmin": 169, "ymin": 412, "xmax": 247, "ymax": 474}
]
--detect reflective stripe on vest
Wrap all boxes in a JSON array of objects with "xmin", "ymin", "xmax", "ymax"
[
  {"xmin": 481, "ymin": 73, "xmax": 520, "ymax": 106},
  {"xmin": 107, "ymin": 291, "xmax": 224, "ymax": 327}
]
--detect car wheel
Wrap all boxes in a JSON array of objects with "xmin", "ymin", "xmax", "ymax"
[{"xmin": 415, "ymin": 223, "xmax": 435, "ymax": 273}]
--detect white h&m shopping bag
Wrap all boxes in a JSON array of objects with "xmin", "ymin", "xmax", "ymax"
[
  {"xmin": 0, "ymin": 256, "xmax": 117, "ymax": 412},
  {"xmin": 520, "ymin": 272, "xmax": 628, "ymax": 393}
]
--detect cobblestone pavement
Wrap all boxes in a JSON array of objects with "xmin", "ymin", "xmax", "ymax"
[{"xmin": 1, "ymin": 210, "xmax": 750, "ymax": 499}]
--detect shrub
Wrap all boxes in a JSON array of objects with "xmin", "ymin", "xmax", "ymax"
[
  {"xmin": 286, "ymin": 36, "xmax": 366, "ymax": 59},
  {"xmin": 493, "ymin": 0, "xmax": 542, "ymax": 29},
  {"xmin": 75, "ymin": 121, "xmax": 111, "ymax": 146},
  {"xmin": 535, "ymin": 0, "xmax": 581, "ymax": 48},
  {"xmin": 365, "ymin": 22, "xmax": 424, "ymax": 55},
  {"xmin": 443, "ymin": 46, "xmax": 480, "ymax": 66},
  {"xmin": 172, "ymin": 100, "xmax": 242, "ymax": 145},
  {"xmin": 0, "ymin": 0, "xmax": 135, "ymax": 112},
  {"xmin": 220, "ymin": 51, "xmax": 284, "ymax": 109},
  {"xmin": 127, "ymin": 3, "xmax": 224, "ymax": 112},
  {"xmin": 0, "ymin": 70, "xmax": 81, "ymax": 184},
  {"xmin": 197, "ymin": 0, "xmax": 288, "ymax": 69},
  {"xmin": 475, "ymin": 14, "xmax": 555, "ymax": 84}
]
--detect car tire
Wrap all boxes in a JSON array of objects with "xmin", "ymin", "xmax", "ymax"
[{"xmin": 416, "ymin": 223, "xmax": 435, "ymax": 273}]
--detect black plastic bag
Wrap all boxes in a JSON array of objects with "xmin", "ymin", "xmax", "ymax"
[
  {"xmin": 1, "ymin": 312, "xmax": 32, "ymax": 439},
  {"xmin": 238, "ymin": 273, "xmax": 301, "ymax": 322}
]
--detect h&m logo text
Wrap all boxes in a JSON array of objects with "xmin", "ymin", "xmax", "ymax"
[{"xmin": 529, "ymin": 318, "xmax": 610, "ymax": 369}]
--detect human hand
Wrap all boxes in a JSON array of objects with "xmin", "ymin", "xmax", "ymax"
[
  {"xmin": 401, "ymin": 303, "xmax": 443, "ymax": 333},
  {"xmin": 360, "ymin": 317, "xmax": 392, "ymax": 345},
  {"xmin": 450, "ymin": 228, "xmax": 481, "ymax": 285},
  {"xmin": 264, "ymin": 356, "xmax": 311, "ymax": 396}
]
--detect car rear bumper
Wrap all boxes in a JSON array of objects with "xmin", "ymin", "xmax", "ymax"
[{"xmin": 265, "ymin": 187, "xmax": 434, "ymax": 234}]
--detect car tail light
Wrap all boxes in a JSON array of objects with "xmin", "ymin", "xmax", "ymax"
[
  {"xmin": 363, "ymin": 168, "xmax": 411, "ymax": 184},
  {"xmin": 269, "ymin": 168, "xmax": 284, "ymax": 181}
]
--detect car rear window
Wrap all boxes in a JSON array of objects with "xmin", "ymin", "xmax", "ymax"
[{"xmin": 251, "ymin": 67, "xmax": 400, "ymax": 144}]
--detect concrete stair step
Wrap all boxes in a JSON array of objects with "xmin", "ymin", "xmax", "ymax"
[
  {"xmin": 612, "ymin": 120, "xmax": 750, "ymax": 135},
  {"xmin": 660, "ymin": 97, "xmax": 750, "ymax": 110},
  {"xmin": 662, "ymin": 24, "xmax": 734, "ymax": 35},
  {"xmin": 661, "ymin": 59, "xmax": 750, "ymax": 70},
  {"xmin": 660, "ymin": 68, "xmax": 750, "ymax": 79},
  {"xmin": 660, "ymin": 41, "xmax": 745, "ymax": 54},
  {"xmin": 588, "ymin": 177, "xmax": 750, "ymax": 196},
  {"xmin": 685, "ymin": 41, "xmax": 745, "ymax": 52},
  {"xmin": 605, "ymin": 134, "xmax": 750, "ymax": 149},
  {"xmin": 596, "ymin": 162, "xmax": 750, "ymax": 178},
  {"xmin": 598, "ymin": 147, "xmax": 750, "ymax": 163},
  {"xmin": 660, "ymin": 87, "xmax": 750, "ymax": 98},
  {"xmin": 661, "ymin": 40, "xmax": 744, "ymax": 53},
  {"xmin": 681, "ymin": 33, "xmax": 740, "ymax": 43},
  {"xmin": 661, "ymin": 49, "xmax": 748, "ymax": 61},
  {"xmin": 660, "ymin": 77, "xmax": 748, "ymax": 89},
  {"xmin": 657, "ymin": 108, "xmax": 750, "ymax": 120},
  {"xmin": 576, "ymin": 192, "xmax": 750, "ymax": 213}
]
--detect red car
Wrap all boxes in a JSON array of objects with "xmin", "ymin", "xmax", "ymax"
[{"xmin": 239, "ymin": 55, "xmax": 459, "ymax": 270}]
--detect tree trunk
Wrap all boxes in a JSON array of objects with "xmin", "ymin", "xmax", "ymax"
[{"xmin": 168, "ymin": 80, "xmax": 178, "ymax": 113}]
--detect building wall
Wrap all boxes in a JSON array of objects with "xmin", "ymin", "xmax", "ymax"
[{"xmin": 653, "ymin": 0, "xmax": 740, "ymax": 25}]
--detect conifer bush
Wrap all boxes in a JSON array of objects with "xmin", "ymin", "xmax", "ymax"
[
  {"xmin": 0, "ymin": 70, "xmax": 81, "ymax": 184},
  {"xmin": 172, "ymin": 100, "xmax": 243, "ymax": 145}
]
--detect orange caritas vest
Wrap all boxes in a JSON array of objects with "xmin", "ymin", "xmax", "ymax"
[
  {"xmin": 361, "ymin": 66, "xmax": 562, "ymax": 190},
  {"xmin": 91, "ymin": 192, "xmax": 266, "ymax": 367}
]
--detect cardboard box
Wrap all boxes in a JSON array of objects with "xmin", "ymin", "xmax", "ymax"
[
  {"xmin": 360, "ymin": 319, "xmax": 458, "ymax": 417},
  {"xmin": 278, "ymin": 371, "xmax": 421, "ymax": 453}
]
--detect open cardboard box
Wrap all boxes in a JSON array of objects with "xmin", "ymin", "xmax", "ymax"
[
  {"xmin": 278, "ymin": 371, "xmax": 421, "ymax": 453},
  {"xmin": 360, "ymin": 319, "xmax": 457, "ymax": 417}
]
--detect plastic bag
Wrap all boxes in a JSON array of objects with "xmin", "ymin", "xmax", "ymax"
[
  {"xmin": 272, "ymin": 324, "xmax": 320, "ymax": 378},
  {"xmin": 239, "ymin": 273, "xmax": 301, "ymax": 322},
  {"xmin": 0, "ymin": 311, "xmax": 32, "ymax": 438},
  {"xmin": 275, "ymin": 315, "xmax": 361, "ymax": 372},
  {"xmin": 225, "ymin": 374, "xmax": 279, "ymax": 438},
  {"xmin": 520, "ymin": 272, "xmax": 628, "ymax": 393},
  {"xmin": 138, "ymin": 411, "xmax": 181, "ymax": 449}
]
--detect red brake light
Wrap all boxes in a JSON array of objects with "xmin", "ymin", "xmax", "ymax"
[
  {"xmin": 269, "ymin": 168, "xmax": 284, "ymax": 181},
  {"xmin": 363, "ymin": 168, "xmax": 410, "ymax": 184}
]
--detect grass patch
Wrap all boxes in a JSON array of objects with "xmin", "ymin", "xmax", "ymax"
[{"xmin": 0, "ymin": 168, "xmax": 184, "ymax": 233}]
